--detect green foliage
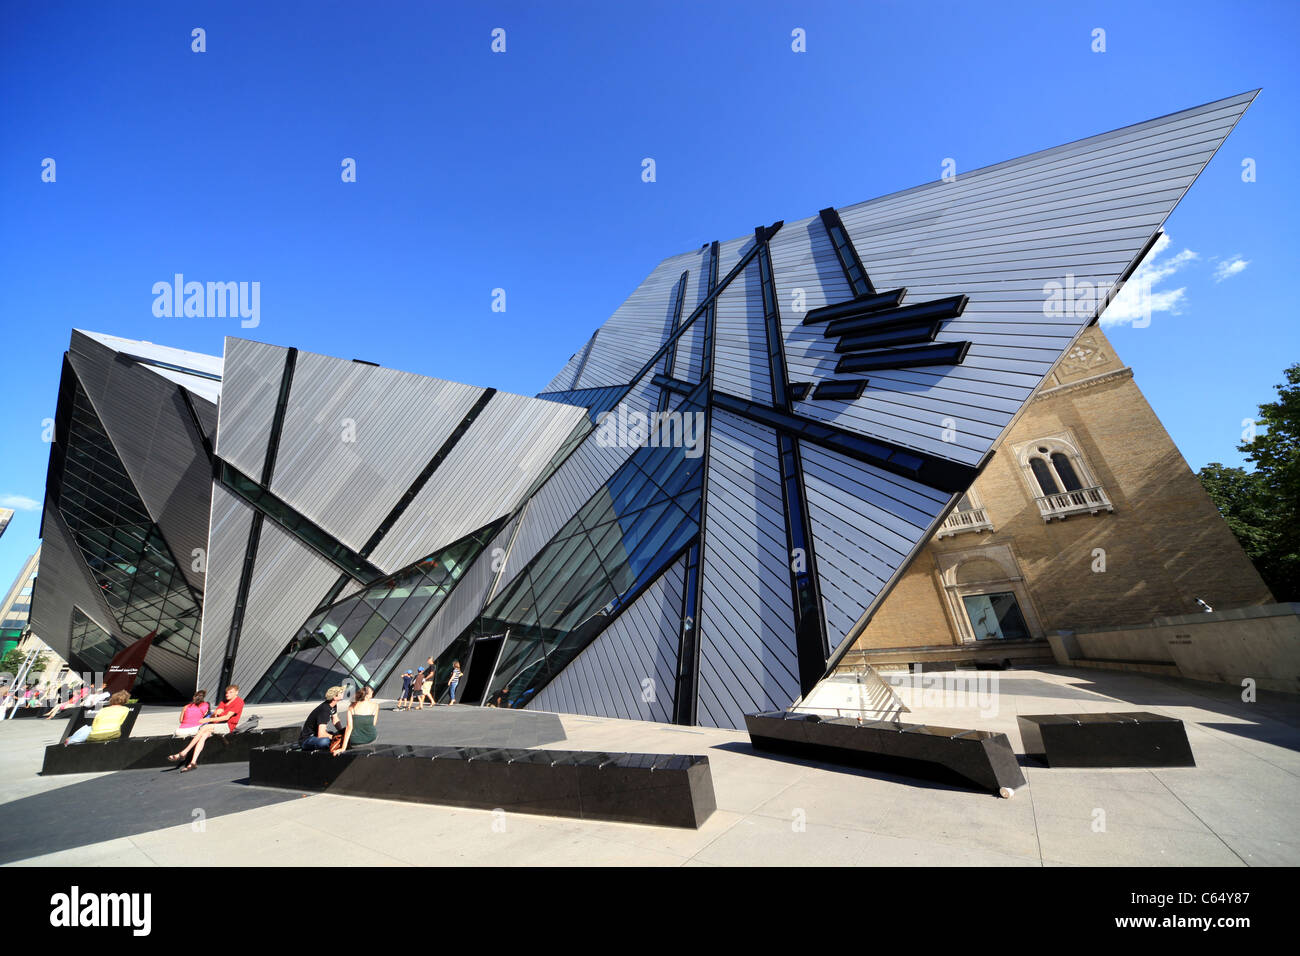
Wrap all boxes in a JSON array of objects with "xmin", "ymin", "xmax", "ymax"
[
  {"xmin": 0, "ymin": 648, "xmax": 30, "ymax": 676},
  {"xmin": 1198, "ymin": 363, "xmax": 1300, "ymax": 600}
]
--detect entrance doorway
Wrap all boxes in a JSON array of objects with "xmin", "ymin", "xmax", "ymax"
[{"xmin": 458, "ymin": 635, "xmax": 504, "ymax": 705}]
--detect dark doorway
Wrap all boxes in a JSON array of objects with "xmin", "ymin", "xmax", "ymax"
[{"xmin": 459, "ymin": 635, "xmax": 504, "ymax": 705}]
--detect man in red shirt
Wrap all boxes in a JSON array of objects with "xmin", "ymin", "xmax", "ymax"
[{"xmin": 168, "ymin": 685, "xmax": 244, "ymax": 771}]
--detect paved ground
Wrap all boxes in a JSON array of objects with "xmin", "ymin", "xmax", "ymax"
[{"xmin": 1, "ymin": 666, "xmax": 1296, "ymax": 866}]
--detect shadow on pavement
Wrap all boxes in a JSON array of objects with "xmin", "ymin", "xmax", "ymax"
[{"xmin": 0, "ymin": 762, "xmax": 299, "ymax": 864}]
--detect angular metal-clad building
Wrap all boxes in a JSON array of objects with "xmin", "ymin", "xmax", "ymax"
[
  {"xmin": 195, "ymin": 340, "xmax": 589, "ymax": 702},
  {"xmin": 29, "ymin": 331, "xmax": 222, "ymax": 698},
  {"xmin": 32, "ymin": 92, "xmax": 1255, "ymax": 722}
]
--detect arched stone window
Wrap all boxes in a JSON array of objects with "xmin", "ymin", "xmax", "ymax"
[
  {"xmin": 1029, "ymin": 456, "xmax": 1059, "ymax": 496},
  {"xmin": 1050, "ymin": 452, "xmax": 1082, "ymax": 491},
  {"xmin": 1014, "ymin": 434, "xmax": 1113, "ymax": 521}
]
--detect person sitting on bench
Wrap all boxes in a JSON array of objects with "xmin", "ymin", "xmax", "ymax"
[
  {"xmin": 174, "ymin": 691, "xmax": 210, "ymax": 737},
  {"xmin": 333, "ymin": 685, "xmax": 379, "ymax": 754},
  {"xmin": 301, "ymin": 686, "xmax": 345, "ymax": 751},
  {"xmin": 167, "ymin": 685, "xmax": 245, "ymax": 772},
  {"xmin": 64, "ymin": 691, "xmax": 131, "ymax": 745},
  {"xmin": 83, "ymin": 683, "xmax": 110, "ymax": 710},
  {"xmin": 43, "ymin": 683, "xmax": 88, "ymax": 719}
]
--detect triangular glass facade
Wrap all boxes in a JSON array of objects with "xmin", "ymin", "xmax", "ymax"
[
  {"xmin": 249, "ymin": 518, "xmax": 508, "ymax": 702},
  {"xmin": 56, "ymin": 378, "xmax": 203, "ymax": 661},
  {"xmin": 431, "ymin": 383, "xmax": 708, "ymax": 709},
  {"xmin": 69, "ymin": 607, "xmax": 177, "ymax": 700}
]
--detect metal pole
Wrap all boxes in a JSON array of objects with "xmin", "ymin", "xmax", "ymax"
[{"xmin": 4, "ymin": 649, "xmax": 38, "ymax": 719}]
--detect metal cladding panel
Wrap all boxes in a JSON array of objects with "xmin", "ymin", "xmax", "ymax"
[
  {"xmin": 716, "ymin": 234, "xmax": 754, "ymax": 276},
  {"xmin": 767, "ymin": 213, "xmax": 857, "ymax": 380},
  {"xmin": 194, "ymin": 485, "xmax": 255, "ymax": 695},
  {"xmin": 568, "ymin": 248, "xmax": 704, "ymax": 390},
  {"xmin": 216, "ymin": 338, "xmax": 287, "ymax": 478},
  {"xmin": 711, "ymin": 258, "xmax": 772, "ymax": 404},
  {"xmin": 527, "ymin": 555, "xmax": 684, "ymax": 722},
  {"xmin": 535, "ymin": 384, "xmax": 627, "ymax": 414},
  {"xmin": 76, "ymin": 330, "xmax": 223, "ymax": 403},
  {"xmin": 66, "ymin": 334, "xmax": 216, "ymax": 595},
  {"xmin": 541, "ymin": 332, "xmax": 594, "ymax": 394},
  {"xmin": 495, "ymin": 429, "xmax": 636, "ymax": 597},
  {"xmin": 190, "ymin": 393, "xmax": 218, "ymax": 446},
  {"xmin": 491, "ymin": 373, "xmax": 660, "ymax": 597},
  {"xmin": 367, "ymin": 393, "xmax": 585, "ymax": 572},
  {"xmin": 554, "ymin": 350, "xmax": 585, "ymax": 392},
  {"xmin": 675, "ymin": 320, "xmax": 705, "ymax": 385},
  {"xmin": 798, "ymin": 441, "xmax": 949, "ymax": 656},
  {"xmin": 27, "ymin": 504, "xmax": 118, "ymax": 661},
  {"xmin": 534, "ymin": 92, "xmax": 1252, "ymax": 474},
  {"xmin": 670, "ymin": 248, "xmax": 712, "ymax": 384},
  {"xmin": 143, "ymin": 641, "xmax": 200, "ymax": 694},
  {"xmin": 377, "ymin": 517, "xmax": 519, "ymax": 699},
  {"xmin": 269, "ymin": 349, "xmax": 486, "ymax": 554},
  {"xmin": 696, "ymin": 410, "xmax": 799, "ymax": 730},
  {"xmin": 794, "ymin": 91, "xmax": 1256, "ymax": 467},
  {"xmin": 227, "ymin": 519, "xmax": 342, "ymax": 693}
]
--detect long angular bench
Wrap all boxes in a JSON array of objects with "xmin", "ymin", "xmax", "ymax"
[
  {"xmin": 745, "ymin": 711, "xmax": 1026, "ymax": 796},
  {"xmin": 5, "ymin": 708, "xmax": 73, "ymax": 719},
  {"xmin": 40, "ymin": 725, "xmax": 300, "ymax": 775},
  {"xmin": 1017, "ymin": 712, "xmax": 1195, "ymax": 768},
  {"xmin": 249, "ymin": 743, "xmax": 717, "ymax": 829}
]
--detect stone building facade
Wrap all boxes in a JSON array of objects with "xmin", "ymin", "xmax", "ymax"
[{"xmin": 846, "ymin": 326, "xmax": 1274, "ymax": 667}]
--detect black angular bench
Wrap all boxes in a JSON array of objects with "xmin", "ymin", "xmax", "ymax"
[
  {"xmin": 40, "ymin": 725, "xmax": 300, "ymax": 776},
  {"xmin": 6, "ymin": 708, "xmax": 73, "ymax": 719},
  {"xmin": 249, "ymin": 743, "xmax": 717, "ymax": 829},
  {"xmin": 745, "ymin": 711, "xmax": 1026, "ymax": 797},
  {"xmin": 1017, "ymin": 712, "xmax": 1195, "ymax": 768}
]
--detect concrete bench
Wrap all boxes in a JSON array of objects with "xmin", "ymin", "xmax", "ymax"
[
  {"xmin": 1017, "ymin": 712, "xmax": 1195, "ymax": 768},
  {"xmin": 745, "ymin": 711, "xmax": 1026, "ymax": 797},
  {"xmin": 249, "ymin": 743, "xmax": 717, "ymax": 829},
  {"xmin": 40, "ymin": 725, "xmax": 300, "ymax": 775}
]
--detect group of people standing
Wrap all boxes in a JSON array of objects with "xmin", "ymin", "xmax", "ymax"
[{"xmin": 395, "ymin": 658, "xmax": 462, "ymax": 710}]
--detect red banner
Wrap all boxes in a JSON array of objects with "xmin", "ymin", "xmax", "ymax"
[{"xmin": 104, "ymin": 632, "xmax": 154, "ymax": 697}]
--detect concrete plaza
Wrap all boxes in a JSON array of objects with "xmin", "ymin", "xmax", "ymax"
[{"xmin": 1, "ymin": 666, "xmax": 1296, "ymax": 866}]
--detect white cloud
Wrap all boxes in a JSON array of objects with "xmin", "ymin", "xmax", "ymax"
[
  {"xmin": 0, "ymin": 494, "xmax": 40, "ymax": 511},
  {"xmin": 1101, "ymin": 233, "xmax": 1197, "ymax": 327},
  {"xmin": 1214, "ymin": 257, "xmax": 1249, "ymax": 282}
]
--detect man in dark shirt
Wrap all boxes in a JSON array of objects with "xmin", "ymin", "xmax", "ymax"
[{"xmin": 300, "ymin": 686, "xmax": 345, "ymax": 751}]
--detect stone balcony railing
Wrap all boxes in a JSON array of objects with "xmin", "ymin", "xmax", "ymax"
[
  {"xmin": 1035, "ymin": 485, "xmax": 1114, "ymax": 521},
  {"xmin": 936, "ymin": 506, "xmax": 993, "ymax": 538}
]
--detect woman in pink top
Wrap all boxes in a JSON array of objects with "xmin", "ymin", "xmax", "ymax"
[
  {"xmin": 43, "ymin": 684, "xmax": 88, "ymax": 719},
  {"xmin": 174, "ymin": 691, "xmax": 210, "ymax": 737}
]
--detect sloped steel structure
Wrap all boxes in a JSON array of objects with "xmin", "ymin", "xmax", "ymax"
[
  {"xmin": 29, "ymin": 331, "xmax": 222, "ymax": 698},
  {"xmin": 32, "ymin": 93, "xmax": 1255, "ymax": 721}
]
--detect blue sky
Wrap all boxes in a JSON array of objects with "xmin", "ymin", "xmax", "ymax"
[{"xmin": 1, "ymin": 0, "xmax": 1297, "ymax": 590}]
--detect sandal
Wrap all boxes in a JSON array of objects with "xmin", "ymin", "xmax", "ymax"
[
  {"xmin": 167, "ymin": 754, "xmax": 184, "ymax": 762},
  {"xmin": 179, "ymin": 763, "xmax": 197, "ymax": 772}
]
